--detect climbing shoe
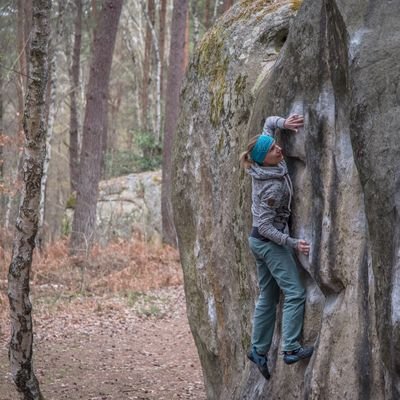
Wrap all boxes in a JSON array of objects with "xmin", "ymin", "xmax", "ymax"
[
  {"xmin": 283, "ymin": 346, "xmax": 314, "ymax": 365},
  {"xmin": 247, "ymin": 347, "xmax": 270, "ymax": 380}
]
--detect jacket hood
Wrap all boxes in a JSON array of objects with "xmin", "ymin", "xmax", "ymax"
[{"xmin": 247, "ymin": 160, "xmax": 288, "ymax": 180}]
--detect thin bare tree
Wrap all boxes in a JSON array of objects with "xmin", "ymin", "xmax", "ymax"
[
  {"xmin": 213, "ymin": 0, "xmax": 234, "ymax": 22},
  {"xmin": 69, "ymin": 0, "xmax": 123, "ymax": 254},
  {"xmin": 184, "ymin": 6, "xmax": 189, "ymax": 70},
  {"xmin": 205, "ymin": 0, "xmax": 211, "ymax": 29},
  {"xmin": 37, "ymin": 0, "xmax": 66, "ymax": 248},
  {"xmin": 0, "ymin": 70, "xmax": 3, "ymax": 198},
  {"xmin": 23, "ymin": 0, "xmax": 33, "ymax": 76},
  {"xmin": 141, "ymin": 0, "xmax": 155, "ymax": 133},
  {"xmin": 7, "ymin": 0, "xmax": 51, "ymax": 398},
  {"xmin": 190, "ymin": 1, "xmax": 201, "ymax": 48},
  {"xmin": 213, "ymin": 0, "xmax": 220, "ymax": 21},
  {"xmin": 159, "ymin": 0, "xmax": 167, "ymax": 101},
  {"xmin": 121, "ymin": 8, "xmax": 144, "ymax": 145},
  {"xmin": 161, "ymin": 0, "xmax": 188, "ymax": 246},
  {"xmin": 69, "ymin": 0, "xmax": 83, "ymax": 192},
  {"xmin": 141, "ymin": 0, "xmax": 162, "ymax": 142},
  {"xmin": 5, "ymin": 0, "xmax": 32, "ymax": 230},
  {"xmin": 222, "ymin": 0, "xmax": 234, "ymax": 12}
]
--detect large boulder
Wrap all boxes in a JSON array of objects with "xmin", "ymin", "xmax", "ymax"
[
  {"xmin": 172, "ymin": 0, "xmax": 400, "ymax": 399},
  {"xmin": 65, "ymin": 170, "xmax": 162, "ymax": 244},
  {"xmin": 95, "ymin": 170, "xmax": 162, "ymax": 243}
]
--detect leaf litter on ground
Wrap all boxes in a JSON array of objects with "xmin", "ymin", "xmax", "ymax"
[{"xmin": 0, "ymin": 234, "xmax": 205, "ymax": 400}]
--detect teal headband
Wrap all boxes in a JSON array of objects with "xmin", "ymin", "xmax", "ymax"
[{"xmin": 250, "ymin": 135, "xmax": 275, "ymax": 165}]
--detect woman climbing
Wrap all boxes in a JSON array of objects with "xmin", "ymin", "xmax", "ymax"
[{"xmin": 240, "ymin": 114, "xmax": 313, "ymax": 380}]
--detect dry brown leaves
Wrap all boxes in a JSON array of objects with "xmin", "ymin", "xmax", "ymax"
[
  {"xmin": 1, "ymin": 233, "xmax": 182, "ymax": 290},
  {"xmin": 0, "ymin": 233, "xmax": 183, "ymax": 333},
  {"xmin": 0, "ymin": 234, "xmax": 205, "ymax": 399}
]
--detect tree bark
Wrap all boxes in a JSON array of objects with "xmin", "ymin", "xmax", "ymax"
[
  {"xmin": 108, "ymin": 81, "xmax": 123, "ymax": 153},
  {"xmin": 69, "ymin": 0, "xmax": 83, "ymax": 192},
  {"xmin": 8, "ymin": 0, "xmax": 31, "ymax": 231},
  {"xmin": 23, "ymin": 0, "xmax": 33, "ymax": 76},
  {"xmin": 184, "ymin": 6, "xmax": 190, "ymax": 71},
  {"xmin": 0, "ymin": 71, "xmax": 4, "ymax": 220},
  {"xmin": 7, "ymin": 0, "xmax": 51, "ymax": 399},
  {"xmin": 213, "ymin": 0, "xmax": 219, "ymax": 21},
  {"xmin": 38, "ymin": 0, "xmax": 66, "ymax": 248},
  {"xmin": 141, "ymin": 0, "xmax": 155, "ymax": 133},
  {"xmin": 17, "ymin": 0, "xmax": 32, "ymax": 134},
  {"xmin": 159, "ymin": 0, "xmax": 167, "ymax": 101},
  {"xmin": 0, "ymin": 70, "xmax": 3, "ymax": 182},
  {"xmin": 17, "ymin": 0, "xmax": 28, "ymax": 136},
  {"xmin": 222, "ymin": 0, "xmax": 234, "ymax": 13},
  {"xmin": 121, "ymin": 14, "xmax": 143, "ymax": 145},
  {"xmin": 191, "ymin": 1, "xmax": 200, "ymax": 49},
  {"xmin": 91, "ymin": 0, "xmax": 98, "ymax": 21},
  {"xmin": 141, "ymin": 0, "xmax": 162, "ymax": 143},
  {"xmin": 205, "ymin": 0, "xmax": 211, "ymax": 29},
  {"xmin": 70, "ymin": 0, "xmax": 123, "ymax": 254},
  {"xmin": 161, "ymin": 0, "xmax": 188, "ymax": 246}
]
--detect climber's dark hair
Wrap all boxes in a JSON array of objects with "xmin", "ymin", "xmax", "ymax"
[{"xmin": 239, "ymin": 135, "xmax": 260, "ymax": 169}]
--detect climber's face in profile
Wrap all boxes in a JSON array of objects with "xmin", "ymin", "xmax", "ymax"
[{"xmin": 263, "ymin": 143, "xmax": 283, "ymax": 166}]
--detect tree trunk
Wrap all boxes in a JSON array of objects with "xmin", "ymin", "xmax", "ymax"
[
  {"xmin": 222, "ymin": 0, "xmax": 234, "ymax": 13},
  {"xmin": 69, "ymin": 0, "xmax": 83, "ymax": 192},
  {"xmin": 108, "ymin": 81, "xmax": 123, "ymax": 155},
  {"xmin": 8, "ymin": 0, "xmax": 31, "ymax": 231},
  {"xmin": 120, "ymin": 18, "xmax": 142, "ymax": 146},
  {"xmin": 37, "ymin": 58, "xmax": 53, "ymax": 249},
  {"xmin": 161, "ymin": 0, "xmax": 188, "ymax": 246},
  {"xmin": 70, "ymin": 0, "xmax": 123, "ymax": 255},
  {"xmin": 141, "ymin": 0, "xmax": 162, "ymax": 143},
  {"xmin": 0, "ymin": 71, "xmax": 4, "ymax": 221},
  {"xmin": 7, "ymin": 1, "xmax": 51, "ymax": 399},
  {"xmin": 213, "ymin": 0, "xmax": 219, "ymax": 21},
  {"xmin": 141, "ymin": 0, "xmax": 155, "ymax": 133},
  {"xmin": 191, "ymin": 1, "xmax": 200, "ymax": 49},
  {"xmin": 100, "ymin": 109, "xmax": 109, "ymax": 177},
  {"xmin": 18, "ymin": 0, "xmax": 32, "ymax": 135},
  {"xmin": 205, "ymin": 0, "xmax": 211, "ymax": 29},
  {"xmin": 23, "ymin": 0, "xmax": 33, "ymax": 76},
  {"xmin": 184, "ymin": 6, "xmax": 190, "ymax": 71},
  {"xmin": 17, "ymin": 0, "xmax": 27, "ymax": 135},
  {"xmin": 4, "ymin": 150, "xmax": 21, "ymax": 230},
  {"xmin": 159, "ymin": 0, "xmax": 167, "ymax": 101},
  {"xmin": 91, "ymin": 0, "xmax": 98, "ymax": 20},
  {"xmin": 0, "ymin": 70, "xmax": 3, "ymax": 181},
  {"xmin": 37, "ymin": 0, "xmax": 66, "ymax": 248}
]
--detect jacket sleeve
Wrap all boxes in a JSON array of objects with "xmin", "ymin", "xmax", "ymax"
[
  {"xmin": 262, "ymin": 116, "xmax": 286, "ymax": 137},
  {"xmin": 257, "ymin": 183, "xmax": 298, "ymax": 248}
]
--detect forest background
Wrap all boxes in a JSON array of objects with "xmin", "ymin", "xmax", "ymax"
[
  {"xmin": 0, "ymin": 0, "xmax": 237, "ymax": 398},
  {"xmin": 0, "ymin": 0, "xmax": 234, "ymax": 248}
]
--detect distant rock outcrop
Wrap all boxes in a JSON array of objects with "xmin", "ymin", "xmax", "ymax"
[
  {"xmin": 66, "ymin": 170, "xmax": 161, "ymax": 244},
  {"xmin": 172, "ymin": 0, "xmax": 400, "ymax": 399}
]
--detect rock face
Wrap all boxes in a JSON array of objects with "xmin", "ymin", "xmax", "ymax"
[
  {"xmin": 172, "ymin": 0, "xmax": 400, "ymax": 399},
  {"xmin": 66, "ymin": 170, "xmax": 162, "ymax": 244},
  {"xmin": 96, "ymin": 171, "xmax": 162, "ymax": 243}
]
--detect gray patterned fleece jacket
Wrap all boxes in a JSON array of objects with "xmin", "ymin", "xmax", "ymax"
[{"xmin": 247, "ymin": 116, "xmax": 298, "ymax": 248}]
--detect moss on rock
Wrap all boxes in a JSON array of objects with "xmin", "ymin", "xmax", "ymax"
[
  {"xmin": 66, "ymin": 193, "xmax": 76, "ymax": 209},
  {"xmin": 192, "ymin": 98, "xmax": 199, "ymax": 112},
  {"xmin": 197, "ymin": 27, "xmax": 229, "ymax": 127},
  {"xmin": 291, "ymin": 0, "xmax": 303, "ymax": 11},
  {"xmin": 210, "ymin": 75, "xmax": 228, "ymax": 127},
  {"xmin": 234, "ymin": 74, "xmax": 247, "ymax": 97},
  {"xmin": 223, "ymin": 0, "xmax": 284, "ymax": 28}
]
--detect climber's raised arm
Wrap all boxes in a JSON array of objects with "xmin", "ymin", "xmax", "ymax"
[{"xmin": 262, "ymin": 114, "xmax": 304, "ymax": 136}]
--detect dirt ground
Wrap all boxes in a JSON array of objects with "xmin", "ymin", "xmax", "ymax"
[
  {"xmin": 0, "ymin": 285, "xmax": 206, "ymax": 400},
  {"xmin": 0, "ymin": 237, "xmax": 206, "ymax": 399}
]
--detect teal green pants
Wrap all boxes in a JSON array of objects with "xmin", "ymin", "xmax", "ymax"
[{"xmin": 248, "ymin": 237, "xmax": 306, "ymax": 353}]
